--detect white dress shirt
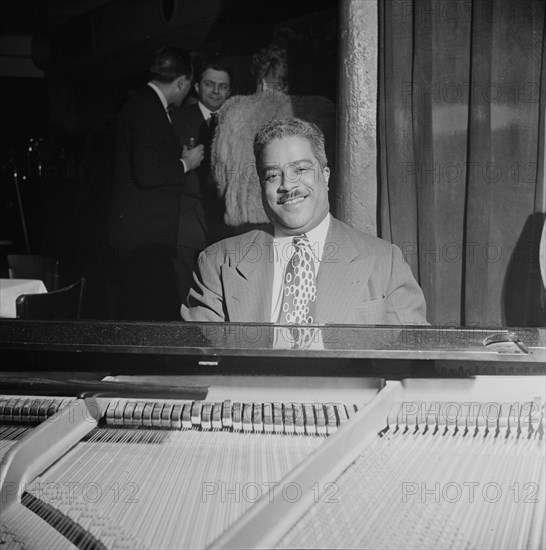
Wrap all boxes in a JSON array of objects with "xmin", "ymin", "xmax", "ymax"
[
  {"xmin": 197, "ymin": 101, "xmax": 217, "ymax": 125},
  {"xmin": 270, "ymin": 214, "xmax": 331, "ymax": 322}
]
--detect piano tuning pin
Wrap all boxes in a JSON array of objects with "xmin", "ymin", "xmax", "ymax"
[
  {"xmin": 520, "ymin": 400, "xmax": 542, "ymax": 438},
  {"xmin": 386, "ymin": 401, "xmax": 403, "ymax": 432},
  {"xmin": 399, "ymin": 401, "xmax": 419, "ymax": 432},
  {"xmin": 537, "ymin": 405, "xmax": 545, "ymax": 439},
  {"xmin": 481, "ymin": 402, "xmax": 501, "ymax": 437},
  {"xmin": 498, "ymin": 402, "xmax": 512, "ymax": 437}
]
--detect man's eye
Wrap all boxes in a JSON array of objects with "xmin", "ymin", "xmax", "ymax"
[
  {"xmin": 287, "ymin": 167, "xmax": 307, "ymax": 179},
  {"xmin": 265, "ymin": 173, "xmax": 279, "ymax": 182},
  {"xmin": 292, "ymin": 166, "xmax": 311, "ymax": 175}
]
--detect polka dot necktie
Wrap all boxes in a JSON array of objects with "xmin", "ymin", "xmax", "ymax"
[{"xmin": 281, "ymin": 235, "xmax": 317, "ymax": 325}]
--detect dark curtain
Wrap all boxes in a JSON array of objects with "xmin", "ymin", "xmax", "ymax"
[{"xmin": 379, "ymin": 0, "xmax": 546, "ymax": 326}]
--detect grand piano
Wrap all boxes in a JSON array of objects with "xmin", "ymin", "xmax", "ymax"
[{"xmin": 0, "ymin": 320, "xmax": 544, "ymax": 549}]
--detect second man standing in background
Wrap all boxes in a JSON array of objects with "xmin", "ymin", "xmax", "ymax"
[{"xmin": 171, "ymin": 59, "xmax": 233, "ymax": 305}]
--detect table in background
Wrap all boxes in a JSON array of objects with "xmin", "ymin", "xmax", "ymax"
[{"xmin": 0, "ymin": 279, "xmax": 47, "ymax": 318}]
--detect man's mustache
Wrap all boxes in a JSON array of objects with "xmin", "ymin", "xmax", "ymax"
[{"xmin": 277, "ymin": 191, "xmax": 308, "ymax": 204}]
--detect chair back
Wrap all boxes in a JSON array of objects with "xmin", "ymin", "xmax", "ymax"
[
  {"xmin": 15, "ymin": 277, "xmax": 86, "ymax": 320},
  {"xmin": 7, "ymin": 254, "xmax": 61, "ymax": 291}
]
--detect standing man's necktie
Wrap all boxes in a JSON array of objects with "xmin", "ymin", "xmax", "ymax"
[
  {"xmin": 280, "ymin": 234, "xmax": 317, "ymax": 325},
  {"xmin": 208, "ymin": 112, "xmax": 218, "ymax": 129}
]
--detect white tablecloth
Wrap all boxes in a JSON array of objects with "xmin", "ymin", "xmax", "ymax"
[{"xmin": 0, "ymin": 279, "xmax": 47, "ymax": 318}]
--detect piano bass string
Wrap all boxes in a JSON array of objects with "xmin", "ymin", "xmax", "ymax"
[{"xmin": 0, "ymin": 396, "xmax": 76, "ymax": 460}]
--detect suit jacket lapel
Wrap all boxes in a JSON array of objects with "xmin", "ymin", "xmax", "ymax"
[
  {"xmin": 222, "ymin": 229, "xmax": 274, "ymax": 322},
  {"xmin": 316, "ymin": 218, "xmax": 376, "ymax": 324}
]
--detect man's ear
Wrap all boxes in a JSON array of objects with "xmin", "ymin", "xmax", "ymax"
[
  {"xmin": 323, "ymin": 166, "xmax": 330, "ymax": 185},
  {"xmin": 194, "ymin": 81, "xmax": 200, "ymax": 95},
  {"xmin": 175, "ymin": 75, "xmax": 187, "ymax": 90}
]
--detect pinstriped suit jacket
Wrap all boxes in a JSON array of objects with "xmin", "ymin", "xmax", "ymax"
[{"xmin": 181, "ymin": 217, "xmax": 428, "ymax": 325}]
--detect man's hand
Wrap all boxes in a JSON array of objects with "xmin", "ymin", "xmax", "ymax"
[{"xmin": 182, "ymin": 144, "xmax": 205, "ymax": 172}]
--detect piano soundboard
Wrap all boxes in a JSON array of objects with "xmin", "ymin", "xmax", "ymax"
[{"xmin": 0, "ymin": 321, "xmax": 544, "ymax": 549}]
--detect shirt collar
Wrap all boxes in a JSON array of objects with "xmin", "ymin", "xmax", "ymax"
[
  {"xmin": 147, "ymin": 82, "xmax": 169, "ymax": 111},
  {"xmin": 197, "ymin": 101, "xmax": 216, "ymax": 121}
]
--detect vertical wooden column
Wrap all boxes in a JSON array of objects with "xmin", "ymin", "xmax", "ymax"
[{"xmin": 336, "ymin": 0, "xmax": 378, "ymax": 235}]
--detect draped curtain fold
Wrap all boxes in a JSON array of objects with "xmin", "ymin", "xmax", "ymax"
[{"xmin": 379, "ymin": 0, "xmax": 546, "ymax": 326}]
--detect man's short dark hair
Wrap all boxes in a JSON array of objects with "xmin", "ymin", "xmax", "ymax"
[
  {"xmin": 253, "ymin": 118, "xmax": 328, "ymax": 168},
  {"xmin": 149, "ymin": 46, "xmax": 193, "ymax": 84},
  {"xmin": 198, "ymin": 59, "xmax": 233, "ymax": 87}
]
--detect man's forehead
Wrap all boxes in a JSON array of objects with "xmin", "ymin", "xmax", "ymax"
[
  {"xmin": 201, "ymin": 68, "xmax": 230, "ymax": 83},
  {"xmin": 261, "ymin": 136, "xmax": 316, "ymax": 159},
  {"xmin": 265, "ymin": 135, "xmax": 313, "ymax": 149},
  {"xmin": 261, "ymin": 158, "xmax": 318, "ymax": 168}
]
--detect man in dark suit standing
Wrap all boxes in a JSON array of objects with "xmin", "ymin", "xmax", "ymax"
[
  {"xmin": 109, "ymin": 46, "xmax": 204, "ymax": 320},
  {"xmin": 171, "ymin": 60, "xmax": 233, "ymax": 305}
]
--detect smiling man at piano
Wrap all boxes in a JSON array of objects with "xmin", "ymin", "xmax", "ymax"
[{"xmin": 181, "ymin": 118, "xmax": 427, "ymax": 325}]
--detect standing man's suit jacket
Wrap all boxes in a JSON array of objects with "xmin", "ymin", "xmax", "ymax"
[
  {"xmin": 171, "ymin": 103, "xmax": 211, "ymax": 201},
  {"xmin": 181, "ymin": 217, "xmax": 428, "ymax": 325},
  {"xmin": 171, "ymin": 103, "xmax": 229, "ymax": 250},
  {"xmin": 109, "ymin": 85, "xmax": 187, "ymax": 251}
]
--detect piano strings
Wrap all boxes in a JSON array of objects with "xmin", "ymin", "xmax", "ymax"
[
  {"xmin": 2, "ymin": 392, "xmax": 544, "ymax": 549},
  {"xmin": 2, "ymin": 396, "xmax": 359, "ymax": 549},
  {"xmin": 0, "ymin": 396, "xmax": 76, "ymax": 460},
  {"xmin": 278, "ymin": 400, "xmax": 545, "ymax": 549}
]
